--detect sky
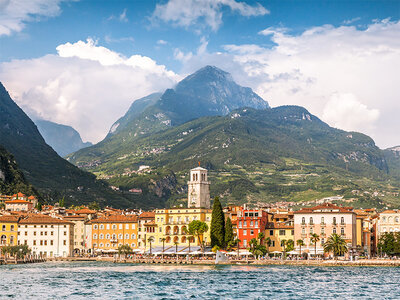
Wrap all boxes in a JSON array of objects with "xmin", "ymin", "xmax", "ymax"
[{"xmin": 0, "ymin": 0, "xmax": 399, "ymax": 148}]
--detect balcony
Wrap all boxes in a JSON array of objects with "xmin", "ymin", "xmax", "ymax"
[{"xmin": 110, "ymin": 239, "xmax": 118, "ymax": 243}]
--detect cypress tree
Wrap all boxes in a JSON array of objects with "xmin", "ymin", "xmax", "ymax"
[
  {"xmin": 225, "ymin": 217, "xmax": 234, "ymax": 246},
  {"xmin": 211, "ymin": 196, "xmax": 225, "ymax": 248}
]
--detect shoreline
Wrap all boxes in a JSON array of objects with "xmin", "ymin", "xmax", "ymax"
[{"xmin": 47, "ymin": 257, "xmax": 400, "ymax": 267}]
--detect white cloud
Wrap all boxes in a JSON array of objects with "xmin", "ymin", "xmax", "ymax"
[
  {"xmin": 157, "ymin": 39, "xmax": 168, "ymax": 45},
  {"xmin": 151, "ymin": 0, "xmax": 269, "ymax": 31},
  {"xmin": 0, "ymin": 0, "xmax": 70, "ymax": 36},
  {"xmin": 119, "ymin": 8, "xmax": 128, "ymax": 22},
  {"xmin": 0, "ymin": 39, "xmax": 180, "ymax": 143},
  {"xmin": 174, "ymin": 20, "xmax": 400, "ymax": 148},
  {"xmin": 322, "ymin": 93, "xmax": 380, "ymax": 132}
]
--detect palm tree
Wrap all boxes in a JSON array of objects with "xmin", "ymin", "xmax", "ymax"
[
  {"xmin": 174, "ymin": 241, "xmax": 179, "ymax": 259},
  {"xmin": 265, "ymin": 237, "xmax": 271, "ymax": 255},
  {"xmin": 296, "ymin": 239, "xmax": 305, "ymax": 257},
  {"xmin": 161, "ymin": 238, "xmax": 166, "ymax": 259},
  {"xmin": 182, "ymin": 227, "xmax": 193, "ymax": 253},
  {"xmin": 249, "ymin": 238, "xmax": 258, "ymax": 253},
  {"xmin": 147, "ymin": 237, "xmax": 154, "ymax": 255},
  {"xmin": 323, "ymin": 233, "xmax": 348, "ymax": 259},
  {"xmin": 310, "ymin": 233, "xmax": 320, "ymax": 258},
  {"xmin": 118, "ymin": 244, "xmax": 132, "ymax": 260},
  {"xmin": 258, "ymin": 232, "xmax": 265, "ymax": 245}
]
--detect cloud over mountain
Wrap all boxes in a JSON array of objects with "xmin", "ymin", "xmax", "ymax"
[{"xmin": 0, "ymin": 38, "xmax": 179, "ymax": 143}]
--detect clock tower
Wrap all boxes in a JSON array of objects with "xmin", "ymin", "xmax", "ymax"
[{"xmin": 187, "ymin": 166, "xmax": 210, "ymax": 209}]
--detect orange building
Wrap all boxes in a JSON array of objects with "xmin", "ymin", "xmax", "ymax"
[{"xmin": 89, "ymin": 215, "xmax": 138, "ymax": 251}]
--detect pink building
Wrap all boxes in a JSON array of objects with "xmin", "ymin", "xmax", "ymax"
[{"xmin": 294, "ymin": 203, "xmax": 357, "ymax": 255}]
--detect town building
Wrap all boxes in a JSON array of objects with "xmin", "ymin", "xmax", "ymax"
[
  {"xmin": 5, "ymin": 199, "xmax": 34, "ymax": 211},
  {"xmin": 237, "ymin": 208, "xmax": 269, "ymax": 248},
  {"xmin": 265, "ymin": 212, "xmax": 294, "ymax": 253},
  {"xmin": 89, "ymin": 215, "xmax": 138, "ymax": 252},
  {"xmin": 154, "ymin": 207, "xmax": 212, "ymax": 249},
  {"xmin": 18, "ymin": 215, "xmax": 74, "ymax": 257},
  {"xmin": 0, "ymin": 215, "xmax": 19, "ymax": 246},
  {"xmin": 293, "ymin": 203, "xmax": 357, "ymax": 256}
]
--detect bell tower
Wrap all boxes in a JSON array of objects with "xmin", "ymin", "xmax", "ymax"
[{"xmin": 187, "ymin": 164, "xmax": 210, "ymax": 209}]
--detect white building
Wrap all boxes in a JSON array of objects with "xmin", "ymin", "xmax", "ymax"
[
  {"xmin": 5, "ymin": 199, "xmax": 33, "ymax": 211},
  {"xmin": 377, "ymin": 210, "xmax": 400, "ymax": 236},
  {"xmin": 187, "ymin": 166, "xmax": 210, "ymax": 209},
  {"xmin": 18, "ymin": 215, "xmax": 74, "ymax": 257}
]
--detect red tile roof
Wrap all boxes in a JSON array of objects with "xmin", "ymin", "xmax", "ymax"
[
  {"xmin": 139, "ymin": 211, "xmax": 155, "ymax": 219},
  {"xmin": 0, "ymin": 215, "xmax": 20, "ymax": 223},
  {"xmin": 294, "ymin": 203, "xmax": 354, "ymax": 214},
  {"xmin": 19, "ymin": 215, "xmax": 73, "ymax": 225},
  {"xmin": 5, "ymin": 199, "xmax": 32, "ymax": 204},
  {"xmin": 88, "ymin": 215, "xmax": 138, "ymax": 224}
]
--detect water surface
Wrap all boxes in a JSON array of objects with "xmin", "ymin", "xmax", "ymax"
[{"xmin": 1, "ymin": 262, "xmax": 399, "ymax": 299}]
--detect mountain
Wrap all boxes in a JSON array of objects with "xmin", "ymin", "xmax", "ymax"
[
  {"xmin": 0, "ymin": 82, "xmax": 149, "ymax": 208},
  {"xmin": 383, "ymin": 146, "xmax": 400, "ymax": 179},
  {"xmin": 0, "ymin": 145, "xmax": 37, "ymax": 197},
  {"xmin": 35, "ymin": 120, "xmax": 92, "ymax": 157},
  {"xmin": 68, "ymin": 65, "xmax": 270, "ymax": 166}
]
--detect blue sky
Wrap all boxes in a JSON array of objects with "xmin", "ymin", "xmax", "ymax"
[{"xmin": 0, "ymin": 0, "xmax": 399, "ymax": 147}]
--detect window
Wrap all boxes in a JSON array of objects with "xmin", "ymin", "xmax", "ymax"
[
  {"xmin": 333, "ymin": 227, "xmax": 336, "ymax": 234},
  {"xmin": 269, "ymin": 230, "xmax": 273, "ymax": 235},
  {"xmin": 321, "ymin": 217, "xmax": 325, "ymax": 224},
  {"xmin": 310, "ymin": 217, "xmax": 313, "ymax": 225},
  {"xmin": 125, "ymin": 234, "xmax": 129, "ymax": 239},
  {"xmin": 119, "ymin": 224, "xmax": 122, "ymax": 229},
  {"xmin": 341, "ymin": 227, "xmax": 345, "ymax": 235},
  {"xmin": 118, "ymin": 234, "xmax": 123, "ymax": 239},
  {"xmin": 10, "ymin": 225, "xmax": 14, "ymax": 231},
  {"xmin": 132, "ymin": 224, "xmax": 136, "ymax": 229},
  {"xmin": 131, "ymin": 243, "xmax": 136, "ymax": 248},
  {"xmin": 291, "ymin": 230, "xmax": 294, "ymax": 235},
  {"xmin": 40, "ymin": 231, "xmax": 43, "ymax": 236},
  {"xmin": 333, "ymin": 217, "xmax": 337, "ymax": 225},
  {"xmin": 126, "ymin": 224, "xmax": 129, "ymax": 229},
  {"xmin": 310, "ymin": 227, "xmax": 313, "ymax": 234},
  {"xmin": 44, "ymin": 240, "xmax": 47, "ymax": 246},
  {"xmin": 99, "ymin": 243, "xmax": 103, "ymax": 247},
  {"xmin": 64, "ymin": 231, "xmax": 67, "ymax": 236},
  {"xmin": 243, "ymin": 230, "xmax": 247, "ymax": 235},
  {"xmin": 51, "ymin": 231, "xmax": 54, "ymax": 236},
  {"xmin": 25, "ymin": 231, "xmax": 27, "ymax": 236},
  {"xmin": 321, "ymin": 227, "xmax": 325, "ymax": 234},
  {"xmin": 93, "ymin": 234, "xmax": 98, "ymax": 239},
  {"xmin": 302, "ymin": 228, "xmax": 306, "ymax": 234},
  {"xmin": 34, "ymin": 231, "xmax": 36, "ymax": 236},
  {"xmin": 44, "ymin": 231, "xmax": 47, "ymax": 236},
  {"xmin": 255, "ymin": 221, "xmax": 259, "ymax": 228},
  {"xmin": 40, "ymin": 240, "xmax": 43, "ymax": 246},
  {"xmin": 94, "ymin": 225, "xmax": 98, "ymax": 230},
  {"xmin": 131, "ymin": 234, "xmax": 136, "ymax": 239},
  {"xmin": 63, "ymin": 240, "xmax": 66, "ymax": 246},
  {"xmin": 396, "ymin": 217, "xmax": 399, "ymax": 223},
  {"xmin": 100, "ymin": 224, "xmax": 104, "ymax": 229},
  {"xmin": 239, "ymin": 221, "xmax": 242, "ymax": 228},
  {"xmin": 272, "ymin": 241, "xmax": 275, "ymax": 247},
  {"xmin": 112, "ymin": 234, "xmax": 116, "ymax": 240},
  {"xmin": 100, "ymin": 234, "xmax": 104, "ymax": 239},
  {"xmin": 243, "ymin": 239, "xmax": 247, "ymax": 247},
  {"xmin": 33, "ymin": 240, "xmax": 36, "ymax": 245},
  {"xmin": 250, "ymin": 230, "xmax": 254, "ymax": 235},
  {"xmin": 302, "ymin": 217, "xmax": 306, "ymax": 224},
  {"xmin": 321, "ymin": 238, "xmax": 325, "ymax": 245},
  {"xmin": 159, "ymin": 227, "xmax": 162, "ymax": 233},
  {"xmin": 106, "ymin": 234, "xmax": 110, "ymax": 239},
  {"xmin": 382, "ymin": 216, "xmax": 387, "ymax": 222},
  {"xmin": 279, "ymin": 230, "xmax": 285, "ymax": 236},
  {"xmin": 341, "ymin": 217, "xmax": 345, "ymax": 225},
  {"xmin": 250, "ymin": 221, "xmax": 253, "ymax": 227}
]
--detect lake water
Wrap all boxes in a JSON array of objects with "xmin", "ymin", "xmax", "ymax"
[{"xmin": 1, "ymin": 262, "xmax": 399, "ymax": 299}]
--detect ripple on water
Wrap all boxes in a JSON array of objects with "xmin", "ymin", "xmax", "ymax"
[{"xmin": 1, "ymin": 262, "xmax": 400, "ymax": 299}]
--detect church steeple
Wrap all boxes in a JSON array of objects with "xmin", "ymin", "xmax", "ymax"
[{"xmin": 187, "ymin": 165, "xmax": 210, "ymax": 208}]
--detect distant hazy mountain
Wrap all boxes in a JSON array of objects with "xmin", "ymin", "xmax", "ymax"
[
  {"xmin": 35, "ymin": 120, "xmax": 92, "ymax": 157},
  {"xmin": 0, "ymin": 81, "xmax": 133, "ymax": 208}
]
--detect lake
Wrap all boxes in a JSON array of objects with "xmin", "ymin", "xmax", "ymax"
[{"xmin": 0, "ymin": 262, "xmax": 398, "ymax": 299}]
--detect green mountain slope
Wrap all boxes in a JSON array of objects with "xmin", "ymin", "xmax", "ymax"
[
  {"xmin": 69, "ymin": 106, "xmax": 398, "ymax": 208},
  {"xmin": 0, "ymin": 145, "xmax": 37, "ymax": 196},
  {"xmin": 0, "ymin": 82, "xmax": 157, "ymax": 208}
]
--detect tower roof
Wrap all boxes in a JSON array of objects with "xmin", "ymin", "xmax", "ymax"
[{"xmin": 191, "ymin": 166, "xmax": 207, "ymax": 171}]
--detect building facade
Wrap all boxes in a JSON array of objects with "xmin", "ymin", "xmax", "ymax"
[
  {"xmin": 237, "ymin": 208, "xmax": 268, "ymax": 248},
  {"xmin": 265, "ymin": 212, "xmax": 294, "ymax": 252},
  {"xmin": 0, "ymin": 215, "xmax": 19, "ymax": 246},
  {"xmin": 18, "ymin": 215, "xmax": 74, "ymax": 257},
  {"xmin": 294, "ymin": 203, "xmax": 357, "ymax": 255}
]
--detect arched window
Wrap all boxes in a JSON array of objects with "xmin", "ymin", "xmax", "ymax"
[
  {"xmin": 131, "ymin": 243, "xmax": 136, "ymax": 248},
  {"xmin": 132, "ymin": 234, "xmax": 136, "ymax": 239},
  {"xmin": 321, "ymin": 217, "xmax": 325, "ymax": 224},
  {"xmin": 333, "ymin": 227, "xmax": 336, "ymax": 234},
  {"xmin": 341, "ymin": 227, "xmax": 345, "ymax": 235},
  {"xmin": 10, "ymin": 225, "xmax": 14, "ymax": 231},
  {"xmin": 333, "ymin": 217, "xmax": 337, "ymax": 225},
  {"xmin": 310, "ymin": 217, "xmax": 313, "ymax": 225},
  {"xmin": 341, "ymin": 217, "xmax": 345, "ymax": 224},
  {"xmin": 100, "ymin": 224, "xmax": 104, "ymax": 229},
  {"xmin": 106, "ymin": 234, "xmax": 110, "ymax": 239},
  {"xmin": 396, "ymin": 217, "xmax": 399, "ymax": 223},
  {"xmin": 125, "ymin": 234, "xmax": 129, "ymax": 239},
  {"xmin": 93, "ymin": 225, "xmax": 98, "ymax": 230},
  {"xmin": 112, "ymin": 234, "xmax": 116, "ymax": 240},
  {"xmin": 93, "ymin": 234, "xmax": 98, "ymax": 239},
  {"xmin": 118, "ymin": 234, "xmax": 123, "ymax": 239},
  {"xmin": 302, "ymin": 217, "xmax": 305, "ymax": 224},
  {"xmin": 99, "ymin": 243, "xmax": 103, "ymax": 247},
  {"xmin": 112, "ymin": 224, "xmax": 117, "ymax": 230},
  {"xmin": 99, "ymin": 234, "xmax": 104, "ymax": 239},
  {"xmin": 9, "ymin": 236, "xmax": 14, "ymax": 245}
]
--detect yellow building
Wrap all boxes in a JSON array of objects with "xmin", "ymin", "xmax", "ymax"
[
  {"xmin": 0, "ymin": 215, "xmax": 19, "ymax": 246},
  {"xmin": 265, "ymin": 212, "xmax": 294, "ymax": 253},
  {"xmin": 89, "ymin": 215, "xmax": 138, "ymax": 251},
  {"xmin": 137, "ymin": 211, "xmax": 156, "ymax": 250},
  {"xmin": 154, "ymin": 208, "xmax": 212, "ymax": 249}
]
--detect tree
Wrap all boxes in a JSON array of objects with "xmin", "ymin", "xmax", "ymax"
[
  {"xmin": 188, "ymin": 220, "xmax": 208, "ymax": 251},
  {"xmin": 88, "ymin": 201, "xmax": 100, "ymax": 211},
  {"xmin": 265, "ymin": 237, "xmax": 272, "ymax": 253},
  {"xmin": 286, "ymin": 239, "xmax": 294, "ymax": 252},
  {"xmin": 118, "ymin": 244, "xmax": 132, "ymax": 259},
  {"xmin": 310, "ymin": 233, "xmax": 320, "ymax": 257},
  {"xmin": 59, "ymin": 197, "xmax": 65, "ymax": 208},
  {"xmin": 225, "ymin": 217, "xmax": 234, "ymax": 246},
  {"xmin": 323, "ymin": 233, "xmax": 348, "ymax": 259},
  {"xmin": 210, "ymin": 196, "xmax": 225, "ymax": 248},
  {"xmin": 296, "ymin": 239, "xmax": 305, "ymax": 257},
  {"xmin": 249, "ymin": 238, "xmax": 258, "ymax": 253},
  {"xmin": 148, "ymin": 237, "xmax": 154, "ymax": 255},
  {"xmin": 36, "ymin": 202, "xmax": 42, "ymax": 211},
  {"xmin": 258, "ymin": 232, "xmax": 265, "ymax": 245}
]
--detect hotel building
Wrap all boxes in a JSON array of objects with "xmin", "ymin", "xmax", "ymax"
[
  {"xmin": 237, "ymin": 208, "xmax": 268, "ymax": 248},
  {"xmin": 0, "ymin": 215, "xmax": 19, "ymax": 246}
]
